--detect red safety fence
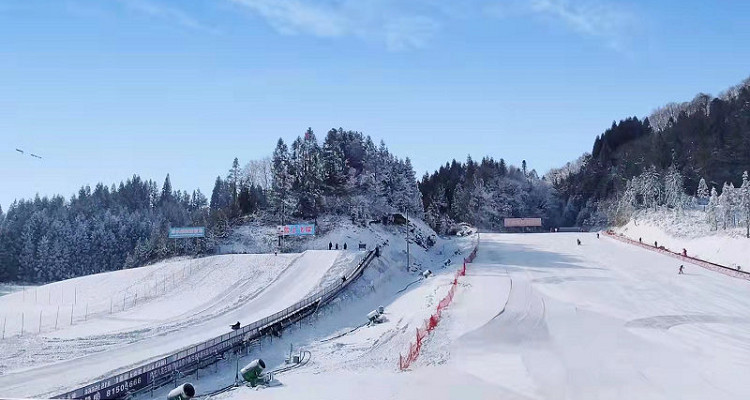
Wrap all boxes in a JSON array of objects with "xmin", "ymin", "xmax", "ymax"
[
  {"xmin": 604, "ymin": 231, "xmax": 750, "ymax": 281},
  {"xmin": 398, "ymin": 245, "xmax": 478, "ymax": 370}
]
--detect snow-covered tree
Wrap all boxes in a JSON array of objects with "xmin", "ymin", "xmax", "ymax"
[
  {"xmin": 741, "ymin": 171, "xmax": 750, "ymax": 237},
  {"xmin": 640, "ymin": 166, "xmax": 662, "ymax": 209},
  {"xmin": 227, "ymin": 157, "xmax": 241, "ymax": 204},
  {"xmin": 706, "ymin": 187, "xmax": 719, "ymax": 230},
  {"xmin": 697, "ymin": 177, "xmax": 709, "ymax": 208},
  {"xmin": 271, "ymin": 138, "xmax": 294, "ymax": 223},
  {"xmin": 718, "ymin": 183, "xmax": 735, "ymax": 229},
  {"xmin": 290, "ymin": 128, "xmax": 324, "ymax": 218},
  {"xmin": 663, "ymin": 164, "xmax": 684, "ymax": 208},
  {"xmin": 243, "ymin": 158, "xmax": 272, "ymax": 191}
]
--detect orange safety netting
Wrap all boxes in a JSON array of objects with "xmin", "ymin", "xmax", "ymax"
[{"xmin": 398, "ymin": 245, "xmax": 478, "ymax": 370}]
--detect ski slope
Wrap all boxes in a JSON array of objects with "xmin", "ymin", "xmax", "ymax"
[
  {"xmin": 0, "ymin": 250, "xmax": 351, "ymax": 398},
  {"xmin": 210, "ymin": 232, "xmax": 750, "ymax": 400}
]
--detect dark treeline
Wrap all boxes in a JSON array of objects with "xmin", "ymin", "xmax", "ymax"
[
  {"xmin": 0, "ymin": 175, "xmax": 212, "ymax": 282},
  {"xmin": 0, "ymin": 128, "xmax": 422, "ymax": 283},
  {"xmin": 553, "ymin": 76, "xmax": 750, "ymax": 226},
  {"xmin": 419, "ymin": 157, "xmax": 562, "ymax": 233}
]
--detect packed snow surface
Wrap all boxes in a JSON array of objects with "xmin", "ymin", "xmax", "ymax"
[
  {"xmin": 205, "ymin": 232, "xmax": 750, "ymax": 400},
  {"xmin": 0, "ymin": 250, "xmax": 350, "ymax": 397}
]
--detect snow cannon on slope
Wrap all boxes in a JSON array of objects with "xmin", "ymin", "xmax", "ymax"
[
  {"xmin": 167, "ymin": 383, "xmax": 195, "ymax": 400},
  {"xmin": 367, "ymin": 308, "xmax": 386, "ymax": 324},
  {"xmin": 422, "ymin": 269, "xmax": 433, "ymax": 278},
  {"xmin": 240, "ymin": 359, "xmax": 267, "ymax": 387}
]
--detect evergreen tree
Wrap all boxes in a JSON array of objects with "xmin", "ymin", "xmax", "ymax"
[
  {"xmin": 191, "ymin": 189, "xmax": 208, "ymax": 210},
  {"xmin": 271, "ymin": 138, "xmax": 293, "ymax": 223},
  {"xmin": 697, "ymin": 178, "xmax": 709, "ymax": 205},
  {"xmin": 322, "ymin": 130, "xmax": 348, "ymax": 193},
  {"xmin": 291, "ymin": 128, "xmax": 324, "ymax": 218},
  {"xmin": 228, "ymin": 157, "xmax": 241, "ymax": 205},
  {"xmin": 160, "ymin": 174, "xmax": 173, "ymax": 205},
  {"xmin": 209, "ymin": 176, "xmax": 232, "ymax": 211}
]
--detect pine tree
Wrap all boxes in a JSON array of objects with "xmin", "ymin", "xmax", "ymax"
[
  {"xmin": 719, "ymin": 183, "xmax": 733, "ymax": 229},
  {"xmin": 697, "ymin": 177, "xmax": 709, "ymax": 208},
  {"xmin": 191, "ymin": 189, "xmax": 208, "ymax": 210},
  {"xmin": 271, "ymin": 138, "xmax": 293, "ymax": 223},
  {"xmin": 322, "ymin": 131, "xmax": 348, "ymax": 193},
  {"xmin": 228, "ymin": 157, "xmax": 241, "ymax": 205},
  {"xmin": 210, "ymin": 176, "xmax": 232, "ymax": 210},
  {"xmin": 663, "ymin": 164, "xmax": 684, "ymax": 208},
  {"xmin": 741, "ymin": 171, "xmax": 750, "ymax": 238},
  {"xmin": 291, "ymin": 129, "xmax": 324, "ymax": 218},
  {"xmin": 160, "ymin": 174, "xmax": 173, "ymax": 205}
]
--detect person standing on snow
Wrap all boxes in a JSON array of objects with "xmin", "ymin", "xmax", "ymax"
[
  {"xmin": 678, "ymin": 265, "xmax": 684, "ymax": 275},
  {"xmin": 329, "ymin": 242, "xmax": 333, "ymax": 250},
  {"xmin": 577, "ymin": 239, "xmax": 581, "ymax": 246}
]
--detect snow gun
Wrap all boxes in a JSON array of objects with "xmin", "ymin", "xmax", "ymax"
[
  {"xmin": 167, "ymin": 383, "xmax": 195, "ymax": 400},
  {"xmin": 240, "ymin": 359, "xmax": 267, "ymax": 387}
]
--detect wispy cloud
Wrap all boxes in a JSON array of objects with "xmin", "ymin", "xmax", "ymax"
[
  {"xmin": 532, "ymin": 0, "xmax": 634, "ymax": 49},
  {"xmin": 106, "ymin": 0, "xmax": 638, "ymax": 52},
  {"xmin": 229, "ymin": 0, "xmax": 443, "ymax": 51},
  {"xmin": 116, "ymin": 0, "xmax": 217, "ymax": 34},
  {"xmin": 489, "ymin": 0, "xmax": 636, "ymax": 51},
  {"xmin": 230, "ymin": 0, "xmax": 637, "ymax": 51}
]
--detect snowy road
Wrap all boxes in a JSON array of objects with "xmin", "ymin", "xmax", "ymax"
[
  {"xmin": 0, "ymin": 250, "xmax": 345, "ymax": 398},
  {"xmin": 223, "ymin": 232, "xmax": 750, "ymax": 400}
]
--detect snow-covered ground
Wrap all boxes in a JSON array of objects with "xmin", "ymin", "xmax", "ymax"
[
  {"xmin": 0, "ymin": 250, "xmax": 353, "ymax": 397},
  {"xmin": 0, "ymin": 216, "xmax": 461, "ymax": 398},
  {"xmin": 615, "ymin": 209, "xmax": 750, "ymax": 269},
  {"xmin": 7, "ymin": 223, "xmax": 748, "ymax": 400},
  {"xmin": 189, "ymin": 232, "xmax": 750, "ymax": 400},
  {"xmin": 0, "ymin": 284, "xmax": 29, "ymax": 298}
]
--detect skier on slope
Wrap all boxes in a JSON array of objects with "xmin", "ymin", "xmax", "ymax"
[
  {"xmin": 678, "ymin": 265, "xmax": 684, "ymax": 275},
  {"xmin": 577, "ymin": 238, "xmax": 581, "ymax": 246}
]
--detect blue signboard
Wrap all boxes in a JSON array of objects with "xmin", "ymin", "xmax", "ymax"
[
  {"xmin": 168, "ymin": 227, "xmax": 205, "ymax": 239},
  {"xmin": 276, "ymin": 224, "xmax": 316, "ymax": 236}
]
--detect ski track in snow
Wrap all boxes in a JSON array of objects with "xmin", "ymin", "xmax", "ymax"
[
  {"xmin": 6, "ymin": 228, "xmax": 750, "ymax": 400},
  {"xmin": 194, "ymin": 232, "xmax": 750, "ymax": 400}
]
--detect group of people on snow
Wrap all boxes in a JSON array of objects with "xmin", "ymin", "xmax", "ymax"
[{"xmin": 328, "ymin": 242, "xmax": 347, "ymax": 250}]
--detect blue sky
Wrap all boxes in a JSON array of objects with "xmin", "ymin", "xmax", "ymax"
[{"xmin": 1, "ymin": 0, "xmax": 749, "ymax": 210}]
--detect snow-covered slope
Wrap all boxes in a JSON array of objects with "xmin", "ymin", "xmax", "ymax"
[
  {"xmin": 0, "ymin": 250, "xmax": 351, "ymax": 397},
  {"xmin": 186, "ymin": 232, "xmax": 750, "ymax": 400},
  {"xmin": 129, "ymin": 220, "xmax": 475, "ymax": 400},
  {"xmin": 0, "ymin": 215, "xmax": 463, "ymax": 399},
  {"xmin": 615, "ymin": 209, "xmax": 750, "ymax": 269}
]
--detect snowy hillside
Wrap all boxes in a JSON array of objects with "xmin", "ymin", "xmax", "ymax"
[
  {"xmin": 135, "ymin": 222, "xmax": 476, "ymax": 400},
  {"xmin": 615, "ymin": 209, "xmax": 750, "ymax": 269},
  {"xmin": 180, "ymin": 232, "xmax": 750, "ymax": 400},
  {"xmin": 0, "ymin": 250, "xmax": 352, "ymax": 397},
  {"xmin": 0, "ymin": 215, "xmax": 467, "ymax": 398}
]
